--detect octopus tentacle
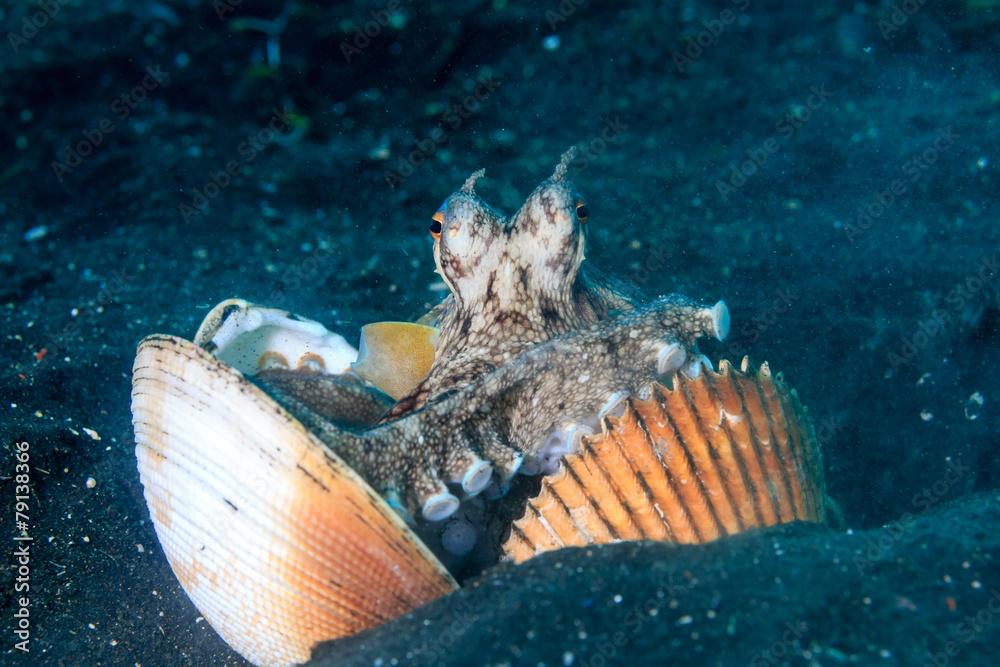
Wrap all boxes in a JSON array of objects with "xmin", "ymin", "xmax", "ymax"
[
  {"xmin": 476, "ymin": 431, "xmax": 525, "ymax": 481},
  {"xmin": 282, "ymin": 296, "xmax": 729, "ymax": 520},
  {"xmin": 443, "ymin": 446, "xmax": 493, "ymax": 496},
  {"xmin": 255, "ymin": 370, "xmax": 392, "ymax": 429}
]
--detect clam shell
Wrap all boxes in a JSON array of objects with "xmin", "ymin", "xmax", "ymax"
[
  {"xmin": 132, "ymin": 335, "xmax": 456, "ymax": 667},
  {"xmin": 193, "ymin": 298, "xmax": 359, "ymax": 376},
  {"xmin": 503, "ymin": 358, "xmax": 827, "ymax": 563}
]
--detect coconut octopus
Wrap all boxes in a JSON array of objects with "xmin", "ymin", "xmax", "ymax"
[
  {"xmin": 133, "ymin": 150, "xmax": 825, "ymax": 666},
  {"xmin": 194, "ymin": 149, "xmax": 728, "ymax": 526}
]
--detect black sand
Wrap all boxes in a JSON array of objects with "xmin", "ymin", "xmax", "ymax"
[{"xmin": 1, "ymin": 1, "xmax": 998, "ymax": 664}]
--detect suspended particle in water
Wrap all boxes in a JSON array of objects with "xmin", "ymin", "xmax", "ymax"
[{"xmin": 964, "ymin": 391, "xmax": 984, "ymax": 420}]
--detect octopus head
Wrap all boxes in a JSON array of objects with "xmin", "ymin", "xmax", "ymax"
[
  {"xmin": 429, "ymin": 169, "xmax": 506, "ymax": 305},
  {"xmin": 508, "ymin": 149, "xmax": 589, "ymax": 293}
]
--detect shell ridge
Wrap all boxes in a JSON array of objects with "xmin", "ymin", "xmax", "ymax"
[
  {"xmin": 529, "ymin": 483, "xmax": 588, "ymax": 547},
  {"xmin": 588, "ymin": 428, "xmax": 660, "ymax": 540},
  {"xmin": 777, "ymin": 386, "xmax": 826, "ymax": 521},
  {"xmin": 572, "ymin": 446, "xmax": 640, "ymax": 540},
  {"xmin": 516, "ymin": 501, "xmax": 562, "ymax": 552},
  {"xmin": 682, "ymin": 373, "xmax": 756, "ymax": 532},
  {"xmin": 746, "ymin": 373, "xmax": 803, "ymax": 520},
  {"xmin": 605, "ymin": 408, "xmax": 671, "ymax": 540},
  {"xmin": 543, "ymin": 468, "xmax": 599, "ymax": 545},
  {"xmin": 702, "ymin": 369, "xmax": 768, "ymax": 529},
  {"xmin": 754, "ymin": 371, "xmax": 809, "ymax": 519},
  {"xmin": 505, "ymin": 524, "xmax": 537, "ymax": 562},
  {"xmin": 559, "ymin": 456, "xmax": 617, "ymax": 542},
  {"xmin": 712, "ymin": 367, "xmax": 782, "ymax": 526},
  {"xmin": 731, "ymin": 370, "xmax": 796, "ymax": 522},
  {"xmin": 631, "ymin": 396, "xmax": 708, "ymax": 543},
  {"xmin": 773, "ymin": 387, "xmax": 817, "ymax": 519},
  {"xmin": 671, "ymin": 378, "xmax": 742, "ymax": 535},
  {"xmin": 627, "ymin": 400, "xmax": 701, "ymax": 543},
  {"xmin": 651, "ymin": 385, "xmax": 727, "ymax": 540},
  {"xmin": 532, "ymin": 503, "xmax": 568, "ymax": 546}
]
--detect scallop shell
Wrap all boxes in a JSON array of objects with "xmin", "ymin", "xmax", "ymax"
[
  {"xmin": 502, "ymin": 358, "xmax": 826, "ymax": 563},
  {"xmin": 132, "ymin": 335, "xmax": 456, "ymax": 667}
]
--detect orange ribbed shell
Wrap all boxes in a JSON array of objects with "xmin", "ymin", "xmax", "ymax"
[
  {"xmin": 132, "ymin": 335, "xmax": 457, "ymax": 666},
  {"xmin": 502, "ymin": 358, "xmax": 826, "ymax": 563}
]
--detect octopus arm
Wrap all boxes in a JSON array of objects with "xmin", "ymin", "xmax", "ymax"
[
  {"xmin": 255, "ymin": 370, "xmax": 394, "ymax": 430},
  {"xmin": 349, "ymin": 295, "xmax": 730, "ymax": 521}
]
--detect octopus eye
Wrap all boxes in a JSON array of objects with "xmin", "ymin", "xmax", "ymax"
[
  {"xmin": 429, "ymin": 210, "xmax": 444, "ymax": 240},
  {"xmin": 575, "ymin": 202, "xmax": 589, "ymax": 224}
]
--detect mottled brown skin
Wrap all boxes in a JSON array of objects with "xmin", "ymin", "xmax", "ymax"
[
  {"xmin": 254, "ymin": 369, "xmax": 393, "ymax": 429},
  {"xmin": 291, "ymin": 296, "xmax": 721, "ymax": 515},
  {"xmin": 269, "ymin": 152, "xmax": 727, "ymax": 521},
  {"xmin": 387, "ymin": 156, "xmax": 632, "ymax": 420}
]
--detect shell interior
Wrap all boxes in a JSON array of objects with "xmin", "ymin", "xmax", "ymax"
[{"xmin": 193, "ymin": 298, "xmax": 359, "ymax": 376}]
